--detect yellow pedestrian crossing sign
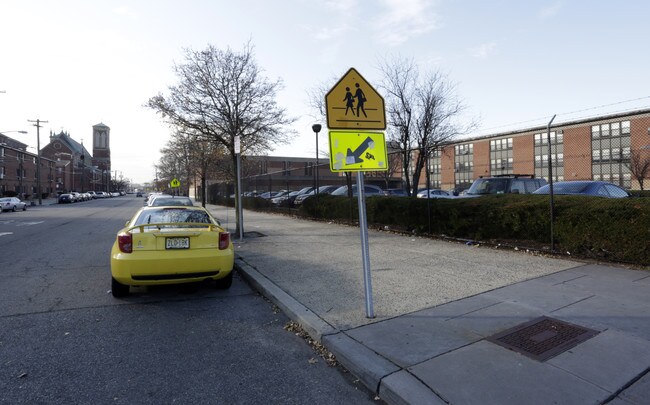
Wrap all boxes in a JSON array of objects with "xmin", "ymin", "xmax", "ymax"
[
  {"xmin": 325, "ymin": 68, "xmax": 386, "ymax": 130},
  {"xmin": 170, "ymin": 178, "xmax": 181, "ymax": 188},
  {"xmin": 329, "ymin": 131, "xmax": 388, "ymax": 172}
]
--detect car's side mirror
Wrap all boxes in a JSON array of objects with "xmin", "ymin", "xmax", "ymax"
[{"xmin": 125, "ymin": 220, "xmax": 130, "ymax": 226}]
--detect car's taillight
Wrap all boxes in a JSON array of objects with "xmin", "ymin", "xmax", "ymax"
[
  {"xmin": 218, "ymin": 232, "xmax": 230, "ymax": 250},
  {"xmin": 118, "ymin": 233, "xmax": 133, "ymax": 253}
]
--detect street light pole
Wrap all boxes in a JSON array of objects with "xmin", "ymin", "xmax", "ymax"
[
  {"xmin": 28, "ymin": 119, "xmax": 48, "ymax": 205},
  {"xmin": 312, "ymin": 124, "xmax": 322, "ymax": 194}
]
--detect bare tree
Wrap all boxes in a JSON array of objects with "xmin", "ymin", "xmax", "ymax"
[
  {"xmin": 625, "ymin": 148, "xmax": 650, "ymax": 191},
  {"xmin": 306, "ymin": 78, "xmax": 354, "ymax": 198},
  {"xmin": 147, "ymin": 42, "xmax": 295, "ymax": 232},
  {"xmin": 379, "ymin": 57, "xmax": 477, "ymax": 196}
]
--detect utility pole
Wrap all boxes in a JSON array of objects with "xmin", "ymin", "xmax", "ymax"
[{"xmin": 28, "ymin": 119, "xmax": 48, "ymax": 206}]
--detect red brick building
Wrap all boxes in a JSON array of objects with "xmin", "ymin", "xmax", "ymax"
[
  {"xmin": 1, "ymin": 123, "xmax": 113, "ymax": 197},
  {"xmin": 427, "ymin": 108, "xmax": 650, "ymax": 191}
]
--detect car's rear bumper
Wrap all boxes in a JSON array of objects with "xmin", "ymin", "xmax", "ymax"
[{"xmin": 111, "ymin": 248, "xmax": 234, "ymax": 286}]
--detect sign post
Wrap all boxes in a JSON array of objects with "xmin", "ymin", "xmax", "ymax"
[
  {"xmin": 325, "ymin": 68, "xmax": 387, "ymax": 319},
  {"xmin": 235, "ymin": 135, "xmax": 243, "ymax": 241}
]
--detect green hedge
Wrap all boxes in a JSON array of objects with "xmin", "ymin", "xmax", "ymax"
[{"xmin": 298, "ymin": 194, "xmax": 650, "ymax": 266}]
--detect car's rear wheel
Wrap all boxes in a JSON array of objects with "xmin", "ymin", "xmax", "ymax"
[
  {"xmin": 22, "ymin": 205, "xmax": 26, "ymax": 211},
  {"xmin": 12, "ymin": 206, "xmax": 17, "ymax": 212},
  {"xmin": 215, "ymin": 270, "xmax": 233, "ymax": 289},
  {"xmin": 111, "ymin": 277, "xmax": 130, "ymax": 297}
]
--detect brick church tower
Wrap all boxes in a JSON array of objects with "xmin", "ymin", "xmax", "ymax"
[{"xmin": 92, "ymin": 123, "xmax": 111, "ymax": 174}]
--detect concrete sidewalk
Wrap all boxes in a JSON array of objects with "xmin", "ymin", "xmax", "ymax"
[{"xmin": 209, "ymin": 205, "xmax": 650, "ymax": 405}]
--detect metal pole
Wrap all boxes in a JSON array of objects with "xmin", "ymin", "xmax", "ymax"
[
  {"xmin": 547, "ymin": 114, "xmax": 556, "ymax": 252},
  {"xmin": 312, "ymin": 124, "xmax": 322, "ymax": 194},
  {"xmin": 426, "ymin": 150, "xmax": 432, "ymax": 234},
  {"xmin": 356, "ymin": 171, "xmax": 375, "ymax": 318},
  {"xmin": 235, "ymin": 135, "xmax": 243, "ymax": 241}
]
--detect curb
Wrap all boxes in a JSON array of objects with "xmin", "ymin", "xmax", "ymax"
[{"xmin": 234, "ymin": 256, "xmax": 445, "ymax": 405}]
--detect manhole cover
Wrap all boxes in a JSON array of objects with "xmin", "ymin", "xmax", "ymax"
[{"xmin": 486, "ymin": 316, "xmax": 599, "ymax": 362}]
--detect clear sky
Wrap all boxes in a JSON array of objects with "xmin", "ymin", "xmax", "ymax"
[{"xmin": 1, "ymin": 0, "xmax": 649, "ymax": 184}]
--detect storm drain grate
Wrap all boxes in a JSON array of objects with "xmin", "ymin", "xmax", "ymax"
[
  {"xmin": 243, "ymin": 231, "xmax": 266, "ymax": 238},
  {"xmin": 486, "ymin": 316, "xmax": 599, "ymax": 362}
]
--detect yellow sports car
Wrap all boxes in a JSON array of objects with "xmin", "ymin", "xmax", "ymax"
[{"xmin": 110, "ymin": 206, "xmax": 234, "ymax": 297}]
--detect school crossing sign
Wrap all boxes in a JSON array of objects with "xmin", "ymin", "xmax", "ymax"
[
  {"xmin": 325, "ymin": 67, "xmax": 388, "ymax": 173},
  {"xmin": 325, "ymin": 68, "xmax": 386, "ymax": 130}
]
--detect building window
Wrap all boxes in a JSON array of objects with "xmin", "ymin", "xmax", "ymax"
[
  {"xmin": 592, "ymin": 120, "xmax": 630, "ymax": 188},
  {"xmin": 534, "ymin": 131, "xmax": 563, "ymax": 181},
  {"xmin": 591, "ymin": 125, "xmax": 600, "ymax": 138},
  {"xmin": 491, "ymin": 137, "xmax": 513, "ymax": 176},
  {"xmin": 454, "ymin": 143, "xmax": 473, "ymax": 190}
]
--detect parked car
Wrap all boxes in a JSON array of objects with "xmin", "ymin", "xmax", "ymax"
[
  {"xmin": 258, "ymin": 190, "xmax": 289, "ymax": 199},
  {"xmin": 330, "ymin": 184, "xmax": 383, "ymax": 197},
  {"xmin": 294, "ymin": 185, "xmax": 340, "ymax": 206},
  {"xmin": 268, "ymin": 190, "xmax": 291, "ymax": 203},
  {"xmin": 58, "ymin": 193, "xmax": 74, "ymax": 204},
  {"xmin": 145, "ymin": 193, "xmax": 171, "ymax": 205},
  {"xmin": 416, "ymin": 189, "xmax": 455, "ymax": 199},
  {"xmin": 110, "ymin": 206, "xmax": 234, "ymax": 297},
  {"xmin": 0, "ymin": 197, "xmax": 27, "ymax": 211},
  {"xmin": 271, "ymin": 187, "xmax": 313, "ymax": 207},
  {"xmin": 136, "ymin": 191, "xmax": 143, "ymax": 197},
  {"xmin": 148, "ymin": 196, "xmax": 194, "ymax": 207},
  {"xmin": 533, "ymin": 181, "xmax": 631, "ymax": 198},
  {"xmin": 383, "ymin": 188, "xmax": 408, "ymax": 197},
  {"xmin": 462, "ymin": 175, "xmax": 547, "ymax": 197}
]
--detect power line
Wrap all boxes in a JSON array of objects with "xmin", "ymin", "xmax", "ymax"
[{"xmin": 478, "ymin": 96, "xmax": 650, "ymax": 134}]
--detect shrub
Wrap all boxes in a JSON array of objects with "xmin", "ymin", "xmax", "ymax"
[{"xmin": 299, "ymin": 194, "xmax": 650, "ymax": 266}]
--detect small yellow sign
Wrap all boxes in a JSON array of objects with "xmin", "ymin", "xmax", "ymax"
[
  {"xmin": 329, "ymin": 131, "xmax": 388, "ymax": 172},
  {"xmin": 325, "ymin": 68, "xmax": 386, "ymax": 130},
  {"xmin": 170, "ymin": 178, "xmax": 181, "ymax": 188}
]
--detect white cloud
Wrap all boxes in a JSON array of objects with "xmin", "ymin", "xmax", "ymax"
[
  {"xmin": 374, "ymin": 0, "xmax": 440, "ymax": 46},
  {"xmin": 324, "ymin": 0, "xmax": 360, "ymax": 13},
  {"xmin": 538, "ymin": 1, "xmax": 563, "ymax": 20},
  {"xmin": 113, "ymin": 5, "xmax": 137, "ymax": 19},
  {"xmin": 314, "ymin": 26, "xmax": 354, "ymax": 41},
  {"xmin": 470, "ymin": 42, "xmax": 497, "ymax": 59}
]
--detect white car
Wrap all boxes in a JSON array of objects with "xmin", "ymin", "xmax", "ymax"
[
  {"xmin": 416, "ymin": 189, "xmax": 455, "ymax": 199},
  {"xmin": 0, "ymin": 197, "xmax": 27, "ymax": 211}
]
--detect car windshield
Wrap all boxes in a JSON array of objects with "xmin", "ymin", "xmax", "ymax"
[
  {"xmin": 466, "ymin": 179, "xmax": 509, "ymax": 195},
  {"xmin": 134, "ymin": 208, "xmax": 213, "ymax": 226}
]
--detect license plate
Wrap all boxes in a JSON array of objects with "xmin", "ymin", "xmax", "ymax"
[{"xmin": 166, "ymin": 237, "xmax": 190, "ymax": 249}]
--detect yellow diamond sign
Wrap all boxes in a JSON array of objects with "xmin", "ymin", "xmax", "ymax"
[
  {"xmin": 170, "ymin": 178, "xmax": 181, "ymax": 188},
  {"xmin": 329, "ymin": 131, "xmax": 388, "ymax": 172},
  {"xmin": 325, "ymin": 68, "xmax": 386, "ymax": 130}
]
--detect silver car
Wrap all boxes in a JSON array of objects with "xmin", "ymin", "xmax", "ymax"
[{"xmin": 0, "ymin": 197, "xmax": 27, "ymax": 212}]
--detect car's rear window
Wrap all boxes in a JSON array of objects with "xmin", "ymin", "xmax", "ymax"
[
  {"xmin": 134, "ymin": 208, "xmax": 212, "ymax": 226},
  {"xmin": 554, "ymin": 182, "xmax": 590, "ymax": 193},
  {"xmin": 150, "ymin": 198, "xmax": 193, "ymax": 206},
  {"xmin": 466, "ymin": 179, "xmax": 509, "ymax": 195}
]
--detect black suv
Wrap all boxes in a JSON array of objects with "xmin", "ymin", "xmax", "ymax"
[{"xmin": 463, "ymin": 174, "xmax": 547, "ymax": 196}]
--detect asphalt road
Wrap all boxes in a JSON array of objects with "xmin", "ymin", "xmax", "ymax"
[{"xmin": 0, "ymin": 197, "xmax": 379, "ymax": 404}]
